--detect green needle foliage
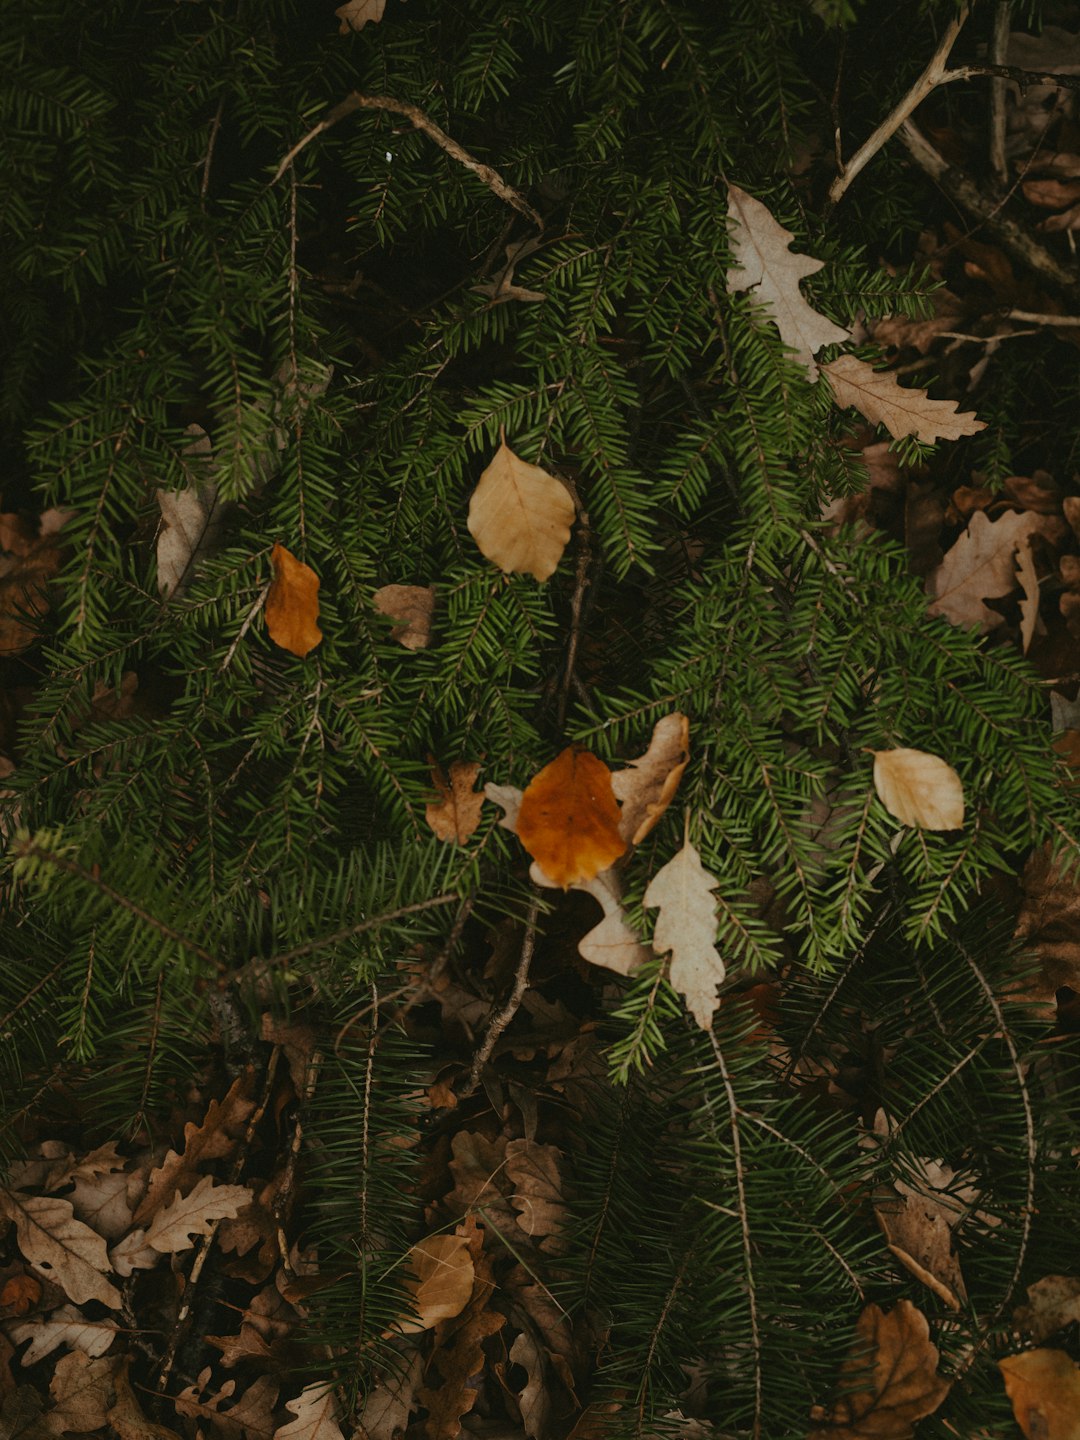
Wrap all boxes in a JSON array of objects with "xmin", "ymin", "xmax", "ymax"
[{"xmin": 1, "ymin": 0, "xmax": 1079, "ymax": 1435}]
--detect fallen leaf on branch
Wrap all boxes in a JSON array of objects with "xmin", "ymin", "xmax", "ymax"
[
  {"xmin": 1015, "ymin": 1276, "xmax": 1080, "ymax": 1343},
  {"xmin": 927, "ymin": 509, "xmax": 1062, "ymax": 634},
  {"xmin": 266, "ymin": 542, "xmax": 322, "ymax": 657},
  {"xmin": 517, "ymin": 747, "xmax": 626, "ymax": 888},
  {"xmin": 575, "ymin": 867, "xmax": 649, "ymax": 976},
  {"xmin": 999, "ymin": 1349, "xmax": 1080, "ymax": 1440},
  {"xmin": 144, "ymin": 1175, "xmax": 253, "ymax": 1254},
  {"xmin": 372, "ymin": 583, "xmax": 435, "ymax": 649},
  {"xmin": 0, "ymin": 1192, "xmax": 121, "ymax": 1309},
  {"xmin": 272, "ymin": 1382, "xmax": 346, "ymax": 1440},
  {"xmin": 7, "ymin": 1304, "xmax": 117, "ymax": 1365},
  {"xmin": 334, "ymin": 0, "xmax": 387, "ymax": 34},
  {"xmin": 870, "ymin": 1133, "xmax": 968, "ymax": 1311},
  {"xmin": 425, "ymin": 760, "xmax": 485, "ymax": 845},
  {"xmin": 174, "ymin": 1369, "xmax": 279, "ymax": 1440},
  {"xmin": 807, "ymin": 1300, "xmax": 950, "ymax": 1439},
  {"xmin": 726, "ymin": 184, "xmax": 851, "ymax": 379},
  {"xmin": 871, "ymin": 749, "xmax": 964, "ymax": 831},
  {"xmin": 472, "ymin": 236, "xmax": 546, "ymax": 305},
  {"xmin": 399, "ymin": 1233, "xmax": 475, "ymax": 1334},
  {"xmin": 643, "ymin": 839, "xmax": 725, "ymax": 1030},
  {"xmin": 467, "ymin": 438, "xmax": 575, "ymax": 582},
  {"xmin": 134, "ymin": 1075, "xmax": 256, "ymax": 1224},
  {"xmin": 353, "ymin": 1347, "xmax": 423, "ymax": 1440},
  {"xmin": 156, "ymin": 424, "xmax": 221, "ymax": 601},
  {"xmin": 610, "ymin": 712, "xmax": 690, "ymax": 845},
  {"xmin": 822, "ymin": 355, "xmax": 986, "ymax": 443}
]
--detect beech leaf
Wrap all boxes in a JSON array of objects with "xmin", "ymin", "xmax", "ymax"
[
  {"xmin": 807, "ymin": 1300, "xmax": 950, "ymax": 1439},
  {"xmin": 372, "ymin": 583, "xmax": 435, "ymax": 649},
  {"xmin": 467, "ymin": 439, "xmax": 575, "ymax": 582},
  {"xmin": 425, "ymin": 759, "xmax": 485, "ymax": 845},
  {"xmin": 516, "ymin": 746, "xmax": 626, "ymax": 888},
  {"xmin": 265, "ymin": 542, "xmax": 322, "ymax": 657},
  {"xmin": 872, "ymin": 749, "xmax": 964, "ymax": 831},
  {"xmin": 610, "ymin": 712, "xmax": 690, "ymax": 845},
  {"xmin": 334, "ymin": 0, "xmax": 386, "ymax": 34},
  {"xmin": 643, "ymin": 839, "xmax": 725, "ymax": 1030},
  {"xmin": 0, "ymin": 1191, "xmax": 121, "ymax": 1310},
  {"xmin": 399, "ymin": 1234, "xmax": 475, "ymax": 1334},
  {"xmin": 726, "ymin": 184, "xmax": 851, "ymax": 380},
  {"xmin": 155, "ymin": 424, "xmax": 221, "ymax": 601},
  {"xmin": 822, "ymin": 355, "xmax": 986, "ymax": 443},
  {"xmin": 999, "ymin": 1349, "xmax": 1080, "ymax": 1440}
]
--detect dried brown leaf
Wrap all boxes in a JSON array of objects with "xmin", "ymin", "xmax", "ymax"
[
  {"xmin": 272, "ymin": 1382, "xmax": 346, "ymax": 1440},
  {"xmin": 145, "ymin": 1174, "xmax": 253, "ymax": 1255},
  {"xmin": 425, "ymin": 760, "xmax": 485, "ymax": 845},
  {"xmin": 516, "ymin": 747, "xmax": 626, "ymax": 888},
  {"xmin": 400, "ymin": 1234, "xmax": 475, "ymax": 1334},
  {"xmin": 927, "ymin": 509, "xmax": 1062, "ymax": 634},
  {"xmin": 265, "ymin": 542, "xmax": 322, "ymax": 657},
  {"xmin": 372, "ymin": 584, "xmax": 435, "ymax": 649},
  {"xmin": 1015, "ymin": 1276, "xmax": 1080, "ymax": 1343},
  {"xmin": 107, "ymin": 1358, "xmax": 184, "ymax": 1440},
  {"xmin": 334, "ymin": 0, "xmax": 387, "ymax": 34},
  {"xmin": 871, "ymin": 749, "xmax": 964, "ymax": 831},
  {"xmin": 823, "ymin": 355, "xmax": 985, "ymax": 443},
  {"xmin": 610, "ymin": 713, "xmax": 690, "ymax": 845},
  {"xmin": 467, "ymin": 439, "xmax": 575, "ymax": 582},
  {"xmin": 0, "ymin": 1192, "xmax": 121, "ymax": 1309},
  {"xmin": 46, "ymin": 1352, "xmax": 116, "ymax": 1436},
  {"xmin": 505, "ymin": 1140, "xmax": 568, "ymax": 1253},
  {"xmin": 806, "ymin": 1300, "xmax": 950, "ymax": 1439}
]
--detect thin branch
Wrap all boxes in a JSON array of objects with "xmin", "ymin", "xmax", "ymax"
[
  {"xmin": 951, "ymin": 61, "xmax": 1080, "ymax": 93},
  {"xmin": 1006, "ymin": 307, "xmax": 1080, "ymax": 325},
  {"xmin": 260, "ymin": 892, "xmax": 461, "ymax": 971},
  {"xmin": 988, "ymin": 3, "xmax": 1010, "ymax": 189},
  {"xmin": 557, "ymin": 497, "xmax": 593, "ymax": 732},
  {"xmin": 460, "ymin": 894, "xmax": 541, "ymax": 1099},
  {"xmin": 200, "ymin": 97, "xmax": 225, "ymax": 203},
  {"xmin": 829, "ymin": 6, "xmax": 971, "ymax": 203},
  {"xmin": 897, "ymin": 120, "xmax": 1080, "ymax": 303},
  {"xmin": 273, "ymin": 92, "xmax": 543, "ymax": 228},
  {"xmin": 219, "ymin": 580, "xmax": 270, "ymax": 673},
  {"xmin": 13, "ymin": 841, "xmax": 224, "ymax": 974}
]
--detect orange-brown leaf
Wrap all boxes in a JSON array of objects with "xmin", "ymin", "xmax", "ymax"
[
  {"xmin": 265, "ymin": 542, "xmax": 322, "ymax": 657},
  {"xmin": 425, "ymin": 759, "xmax": 485, "ymax": 845},
  {"xmin": 999, "ymin": 1349, "xmax": 1080, "ymax": 1440},
  {"xmin": 516, "ymin": 747, "xmax": 626, "ymax": 888}
]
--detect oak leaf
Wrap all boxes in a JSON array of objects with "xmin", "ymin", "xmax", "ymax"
[
  {"xmin": 610, "ymin": 712, "xmax": 690, "ymax": 845},
  {"xmin": 399, "ymin": 1234, "xmax": 475, "ymax": 1334},
  {"xmin": 174, "ymin": 1369, "xmax": 279, "ymax": 1440},
  {"xmin": 0, "ymin": 1192, "xmax": 121, "ymax": 1309},
  {"xmin": 353, "ymin": 1348, "xmax": 423, "ymax": 1440},
  {"xmin": 144, "ymin": 1174, "xmax": 253, "ymax": 1254},
  {"xmin": 467, "ymin": 439, "xmax": 575, "ymax": 582},
  {"xmin": 517, "ymin": 747, "xmax": 626, "ymax": 888},
  {"xmin": 999, "ymin": 1349, "xmax": 1080, "ymax": 1440},
  {"xmin": 372, "ymin": 583, "xmax": 435, "ymax": 649},
  {"xmin": 643, "ymin": 840, "xmax": 725, "ymax": 1029},
  {"xmin": 807, "ymin": 1300, "xmax": 950, "ymax": 1439},
  {"xmin": 334, "ymin": 0, "xmax": 386, "ymax": 33},
  {"xmin": 425, "ymin": 760, "xmax": 485, "ymax": 845},
  {"xmin": 505, "ymin": 1140, "xmax": 568, "ymax": 1253},
  {"xmin": 47, "ymin": 1351, "xmax": 116, "ymax": 1436},
  {"xmin": 872, "ymin": 749, "xmax": 964, "ymax": 831},
  {"xmin": 133, "ymin": 1072, "xmax": 256, "ymax": 1225},
  {"xmin": 266, "ymin": 542, "xmax": 322, "ymax": 657},
  {"xmin": 107, "ymin": 1357, "xmax": 184, "ymax": 1440},
  {"xmin": 575, "ymin": 867, "xmax": 649, "ymax": 977},
  {"xmin": 273, "ymin": 1384, "xmax": 346, "ymax": 1440},
  {"xmin": 726, "ymin": 184, "xmax": 851, "ymax": 380},
  {"xmin": 822, "ymin": 354, "xmax": 986, "ymax": 443},
  {"xmin": 927, "ymin": 509, "xmax": 1062, "ymax": 634},
  {"xmin": 6, "ymin": 1304, "xmax": 117, "ymax": 1365}
]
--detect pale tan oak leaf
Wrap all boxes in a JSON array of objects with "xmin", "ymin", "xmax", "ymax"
[
  {"xmin": 46, "ymin": 1352, "xmax": 116, "ymax": 1436},
  {"xmin": 467, "ymin": 439, "xmax": 575, "ymax": 582},
  {"xmin": 822, "ymin": 354, "xmax": 986, "ymax": 443},
  {"xmin": 872, "ymin": 749, "xmax": 964, "ymax": 831},
  {"xmin": 174, "ymin": 1368, "xmax": 279, "ymax": 1440},
  {"xmin": 643, "ymin": 839, "xmax": 725, "ymax": 1030},
  {"xmin": 7, "ymin": 1304, "xmax": 117, "ymax": 1365},
  {"xmin": 610, "ymin": 711, "xmax": 690, "ymax": 845},
  {"xmin": 927, "ymin": 509, "xmax": 1062, "ymax": 634},
  {"xmin": 273, "ymin": 1383, "xmax": 346, "ymax": 1440},
  {"xmin": 334, "ymin": 0, "xmax": 386, "ymax": 35},
  {"xmin": 807, "ymin": 1300, "xmax": 950, "ymax": 1439},
  {"xmin": 0, "ymin": 1192, "xmax": 121, "ymax": 1309},
  {"xmin": 144, "ymin": 1174, "xmax": 253, "ymax": 1255},
  {"xmin": 726, "ymin": 184, "xmax": 851, "ymax": 380}
]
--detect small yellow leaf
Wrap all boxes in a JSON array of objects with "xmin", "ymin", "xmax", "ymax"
[
  {"xmin": 872, "ymin": 748, "xmax": 964, "ymax": 831},
  {"xmin": 265, "ymin": 542, "xmax": 322, "ymax": 658},
  {"xmin": 467, "ymin": 439, "xmax": 575, "ymax": 582},
  {"xmin": 999, "ymin": 1349, "xmax": 1080, "ymax": 1440},
  {"xmin": 399, "ymin": 1234, "xmax": 474, "ymax": 1334}
]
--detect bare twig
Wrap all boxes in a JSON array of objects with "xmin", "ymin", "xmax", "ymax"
[
  {"xmin": 274, "ymin": 1047, "xmax": 322, "ymax": 1277},
  {"xmin": 829, "ymin": 6, "xmax": 971, "ymax": 203},
  {"xmin": 1006, "ymin": 307, "xmax": 1080, "ymax": 325},
  {"xmin": 951, "ymin": 61, "xmax": 1080, "ymax": 92},
  {"xmin": 557, "ymin": 498, "xmax": 592, "ymax": 732},
  {"xmin": 200, "ymin": 97, "xmax": 225, "ymax": 203},
  {"xmin": 460, "ymin": 894, "xmax": 541, "ymax": 1099},
  {"xmin": 261, "ymin": 891, "xmax": 460, "ymax": 972},
  {"xmin": 273, "ymin": 92, "xmax": 543, "ymax": 228},
  {"xmin": 897, "ymin": 120, "xmax": 1080, "ymax": 303},
  {"xmin": 988, "ymin": 2, "xmax": 1010, "ymax": 189}
]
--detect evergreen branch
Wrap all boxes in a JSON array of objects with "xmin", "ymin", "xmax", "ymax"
[
  {"xmin": 272, "ymin": 92, "xmax": 543, "ymax": 228},
  {"xmin": 11, "ymin": 840, "xmax": 225, "ymax": 974},
  {"xmin": 261, "ymin": 893, "xmax": 462, "ymax": 971}
]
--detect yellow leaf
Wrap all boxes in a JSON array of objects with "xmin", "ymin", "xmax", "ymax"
[
  {"xmin": 399, "ymin": 1234, "xmax": 474, "ymax": 1334},
  {"xmin": 872, "ymin": 749, "xmax": 964, "ymax": 831},
  {"xmin": 265, "ymin": 542, "xmax": 322, "ymax": 658},
  {"xmin": 999, "ymin": 1349, "xmax": 1080, "ymax": 1440},
  {"xmin": 822, "ymin": 354, "xmax": 986, "ymax": 443},
  {"xmin": 425, "ymin": 759, "xmax": 485, "ymax": 845},
  {"xmin": 643, "ymin": 839, "xmax": 724, "ymax": 1029},
  {"xmin": 516, "ymin": 747, "xmax": 626, "ymax": 888},
  {"xmin": 467, "ymin": 439, "xmax": 575, "ymax": 582}
]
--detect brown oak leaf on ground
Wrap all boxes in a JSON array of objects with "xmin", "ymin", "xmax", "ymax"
[
  {"xmin": 1014, "ymin": 1275, "xmax": 1080, "ymax": 1343},
  {"xmin": 133, "ymin": 1070, "xmax": 256, "ymax": 1225}
]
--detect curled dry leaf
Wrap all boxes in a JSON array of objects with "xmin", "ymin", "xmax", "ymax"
[
  {"xmin": 726, "ymin": 184, "xmax": 851, "ymax": 379},
  {"xmin": 156, "ymin": 424, "xmax": 221, "ymax": 601},
  {"xmin": 425, "ymin": 759, "xmax": 485, "ymax": 845},
  {"xmin": 575, "ymin": 867, "xmax": 649, "ymax": 977},
  {"xmin": 0, "ymin": 1191, "xmax": 121, "ymax": 1309},
  {"xmin": 265, "ymin": 542, "xmax": 322, "ymax": 658},
  {"xmin": 334, "ymin": 0, "xmax": 387, "ymax": 34},
  {"xmin": 807, "ymin": 1300, "xmax": 950, "ymax": 1440},
  {"xmin": 610, "ymin": 712, "xmax": 690, "ymax": 845},
  {"xmin": 372, "ymin": 583, "xmax": 435, "ymax": 649},
  {"xmin": 822, "ymin": 355, "xmax": 986, "ymax": 444},
  {"xmin": 1014, "ymin": 1275, "xmax": 1080, "ymax": 1343},
  {"xmin": 927, "ymin": 509, "xmax": 1063, "ymax": 635},
  {"xmin": 399, "ymin": 1233, "xmax": 475, "ymax": 1334},
  {"xmin": 517, "ymin": 746, "xmax": 626, "ymax": 888},
  {"xmin": 467, "ymin": 439, "xmax": 575, "ymax": 582},
  {"xmin": 871, "ymin": 749, "xmax": 964, "ymax": 831},
  {"xmin": 999, "ymin": 1349, "xmax": 1080, "ymax": 1440},
  {"xmin": 643, "ymin": 839, "xmax": 725, "ymax": 1030}
]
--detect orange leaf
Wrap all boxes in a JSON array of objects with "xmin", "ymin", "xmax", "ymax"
[
  {"xmin": 265, "ymin": 542, "xmax": 322, "ymax": 657},
  {"xmin": 516, "ymin": 747, "xmax": 626, "ymax": 889}
]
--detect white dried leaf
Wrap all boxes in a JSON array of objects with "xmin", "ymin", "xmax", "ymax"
[{"xmin": 643, "ymin": 840, "xmax": 725, "ymax": 1029}]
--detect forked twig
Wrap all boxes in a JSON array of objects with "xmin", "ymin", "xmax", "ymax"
[{"xmin": 460, "ymin": 894, "xmax": 542, "ymax": 1098}]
